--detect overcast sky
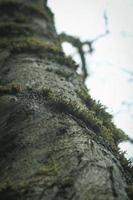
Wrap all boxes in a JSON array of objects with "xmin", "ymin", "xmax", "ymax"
[{"xmin": 48, "ymin": 0, "xmax": 133, "ymax": 160}]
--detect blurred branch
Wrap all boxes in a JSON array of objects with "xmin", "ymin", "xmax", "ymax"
[
  {"xmin": 128, "ymin": 137, "xmax": 133, "ymax": 144},
  {"xmin": 59, "ymin": 33, "xmax": 88, "ymax": 80},
  {"xmin": 59, "ymin": 11, "xmax": 109, "ymax": 82}
]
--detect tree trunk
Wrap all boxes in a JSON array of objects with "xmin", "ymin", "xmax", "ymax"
[{"xmin": 0, "ymin": 0, "xmax": 131, "ymax": 199}]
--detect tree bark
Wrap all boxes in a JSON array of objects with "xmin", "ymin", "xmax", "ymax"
[{"xmin": 0, "ymin": 0, "xmax": 131, "ymax": 199}]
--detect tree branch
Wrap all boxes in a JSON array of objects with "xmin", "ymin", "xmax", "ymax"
[{"xmin": 59, "ymin": 11, "xmax": 109, "ymax": 82}]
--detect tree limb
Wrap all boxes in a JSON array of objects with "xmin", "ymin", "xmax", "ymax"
[{"xmin": 59, "ymin": 11, "xmax": 109, "ymax": 82}]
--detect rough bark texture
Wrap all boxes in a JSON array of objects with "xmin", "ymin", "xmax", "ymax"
[{"xmin": 0, "ymin": 0, "xmax": 132, "ymax": 199}]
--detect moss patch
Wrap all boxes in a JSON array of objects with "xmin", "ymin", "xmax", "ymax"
[
  {"xmin": 126, "ymin": 185, "xmax": 133, "ymax": 200},
  {"xmin": 76, "ymin": 88, "xmax": 129, "ymax": 145},
  {"xmin": 0, "ymin": 37, "xmax": 61, "ymax": 53},
  {"xmin": 37, "ymin": 161, "xmax": 60, "ymax": 177},
  {"xmin": 118, "ymin": 150, "xmax": 133, "ymax": 183},
  {"xmin": 0, "ymin": 37, "xmax": 78, "ymax": 70},
  {"xmin": 42, "ymin": 87, "xmax": 117, "ymax": 151},
  {"xmin": 42, "ymin": 86, "xmax": 129, "ymax": 152}
]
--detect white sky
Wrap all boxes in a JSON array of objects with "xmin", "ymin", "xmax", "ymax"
[{"xmin": 48, "ymin": 0, "xmax": 133, "ymax": 160}]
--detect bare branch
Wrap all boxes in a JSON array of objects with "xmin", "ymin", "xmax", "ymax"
[
  {"xmin": 59, "ymin": 33, "xmax": 88, "ymax": 80},
  {"xmin": 84, "ymin": 11, "xmax": 109, "ymax": 46},
  {"xmin": 128, "ymin": 137, "xmax": 133, "ymax": 144},
  {"xmin": 59, "ymin": 11, "xmax": 109, "ymax": 82}
]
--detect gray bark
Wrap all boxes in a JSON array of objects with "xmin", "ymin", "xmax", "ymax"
[{"xmin": 0, "ymin": 0, "xmax": 131, "ymax": 199}]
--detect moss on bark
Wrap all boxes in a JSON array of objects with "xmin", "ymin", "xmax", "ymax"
[{"xmin": 0, "ymin": 1, "xmax": 132, "ymax": 199}]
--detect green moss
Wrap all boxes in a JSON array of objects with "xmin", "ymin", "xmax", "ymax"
[
  {"xmin": 112, "ymin": 128, "xmax": 128, "ymax": 144},
  {"xmin": 0, "ymin": 159, "xmax": 60, "ymax": 192},
  {"xmin": 77, "ymin": 88, "xmax": 112, "ymax": 121},
  {"xmin": 126, "ymin": 185, "xmax": 133, "ymax": 200},
  {"xmin": 37, "ymin": 162, "xmax": 59, "ymax": 176},
  {"xmin": 0, "ymin": 37, "xmax": 78, "ymax": 70},
  {"xmin": 118, "ymin": 150, "xmax": 133, "ymax": 171},
  {"xmin": 55, "ymin": 55, "xmax": 78, "ymax": 70},
  {"xmin": 117, "ymin": 149, "xmax": 133, "ymax": 186},
  {"xmin": 41, "ymin": 86, "xmax": 129, "ymax": 153},
  {"xmin": 0, "ymin": 37, "xmax": 61, "ymax": 53},
  {"xmin": 77, "ymin": 88, "xmax": 128, "ymax": 145},
  {"xmin": 42, "ymin": 87, "xmax": 116, "ymax": 150}
]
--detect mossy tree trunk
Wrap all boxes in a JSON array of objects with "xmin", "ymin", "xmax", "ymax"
[{"xmin": 0, "ymin": 0, "xmax": 131, "ymax": 199}]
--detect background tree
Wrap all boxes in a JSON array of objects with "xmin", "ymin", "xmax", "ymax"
[{"xmin": 0, "ymin": 0, "xmax": 132, "ymax": 200}]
